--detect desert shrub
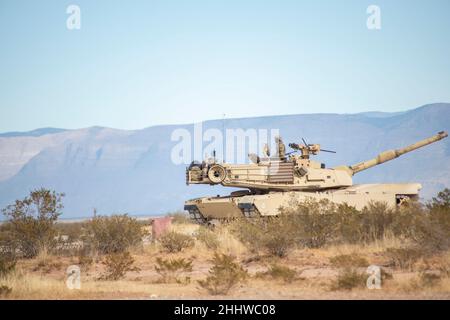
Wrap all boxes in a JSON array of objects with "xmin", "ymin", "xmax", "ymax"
[
  {"xmin": 258, "ymin": 264, "xmax": 297, "ymax": 283},
  {"xmin": 384, "ymin": 247, "xmax": 426, "ymax": 270},
  {"xmin": 195, "ymin": 227, "xmax": 220, "ymax": 250},
  {"xmin": 380, "ymin": 267, "xmax": 393, "ymax": 282},
  {"xmin": 419, "ymin": 271, "xmax": 441, "ymax": 287},
  {"xmin": 99, "ymin": 251, "xmax": 140, "ymax": 280},
  {"xmin": 406, "ymin": 214, "xmax": 449, "ymax": 252},
  {"xmin": 264, "ymin": 233, "xmax": 296, "ymax": 257},
  {"xmin": 55, "ymin": 222, "xmax": 84, "ymax": 242},
  {"xmin": 283, "ymin": 199, "xmax": 338, "ymax": 248},
  {"xmin": 77, "ymin": 253, "xmax": 94, "ymax": 271},
  {"xmin": 32, "ymin": 250, "xmax": 63, "ymax": 273},
  {"xmin": 332, "ymin": 204, "xmax": 363, "ymax": 243},
  {"xmin": 427, "ymin": 188, "xmax": 450, "ymax": 210},
  {"xmin": 230, "ymin": 219, "xmax": 265, "ymax": 254},
  {"xmin": 280, "ymin": 199, "xmax": 370, "ymax": 247},
  {"xmin": 403, "ymin": 192, "xmax": 450, "ymax": 252},
  {"xmin": 359, "ymin": 202, "xmax": 397, "ymax": 242},
  {"xmin": 33, "ymin": 260, "xmax": 62, "ymax": 274},
  {"xmin": 83, "ymin": 214, "xmax": 147, "ymax": 254},
  {"xmin": 159, "ymin": 231, "xmax": 194, "ymax": 253},
  {"xmin": 234, "ymin": 190, "xmax": 449, "ymax": 253},
  {"xmin": 232, "ymin": 215, "xmax": 296, "ymax": 257},
  {"xmin": 283, "ymin": 194, "xmax": 449, "ymax": 248},
  {"xmin": 198, "ymin": 253, "xmax": 248, "ymax": 295},
  {"xmin": 0, "ymin": 285, "xmax": 12, "ymax": 297},
  {"xmin": 328, "ymin": 201, "xmax": 400, "ymax": 244},
  {"xmin": 434, "ymin": 259, "xmax": 450, "ymax": 278},
  {"xmin": 331, "ymin": 268, "xmax": 366, "ymax": 291},
  {"xmin": 154, "ymin": 257, "xmax": 192, "ymax": 284},
  {"xmin": 0, "ymin": 253, "xmax": 16, "ymax": 279},
  {"xmin": 168, "ymin": 211, "xmax": 191, "ymax": 224},
  {"xmin": 329, "ymin": 254, "xmax": 369, "ymax": 268},
  {"xmin": 234, "ymin": 199, "xmax": 382, "ymax": 253},
  {"xmin": 0, "ymin": 223, "xmax": 16, "ymax": 256},
  {"xmin": 1, "ymin": 188, "xmax": 64, "ymax": 258},
  {"xmin": 398, "ymin": 190, "xmax": 449, "ymax": 254}
]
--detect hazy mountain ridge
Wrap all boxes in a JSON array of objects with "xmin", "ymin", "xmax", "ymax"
[
  {"xmin": 0, "ymin": 103, "xmax": 449, "ymax": 218},
  {"xmin": 0, "ymin": 127, "xmax": 68, "ymax": 138}
]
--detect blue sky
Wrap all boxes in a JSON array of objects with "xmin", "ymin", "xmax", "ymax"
[{"xmin": 0, "ymin": 0, "xmax": 449, "ymax": 132}]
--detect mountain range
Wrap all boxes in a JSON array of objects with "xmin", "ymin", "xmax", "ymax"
[{"xmin": 0, "ymin": 103, "xmax": 449, "ymax": 219}]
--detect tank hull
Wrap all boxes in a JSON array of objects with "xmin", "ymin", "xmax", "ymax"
[{"xmin": 184, "ymin": 183, "xmax": 422, "ymax": 224}]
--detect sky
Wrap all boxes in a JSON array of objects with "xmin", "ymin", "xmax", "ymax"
[{"xmin": 0, "ymin": 0, "xmax": 449, "ymax": 133}]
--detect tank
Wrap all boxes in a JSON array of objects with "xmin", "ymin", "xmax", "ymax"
[{"xmin": 184, "ymin": 131, "xmax": 448, "ymax": 224}]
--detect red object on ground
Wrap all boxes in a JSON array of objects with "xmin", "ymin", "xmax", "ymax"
[{"xmin": 151, "ymin": 217, "xmax": 173, "ymax": 240}]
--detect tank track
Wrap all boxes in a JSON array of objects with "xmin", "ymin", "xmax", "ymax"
[
  {"xmin": 241, "ymin": 206, "xmax": 261, "ymax": 218},
  {"xmin": 186, "ymin": 207, "xmax": 208, "ymax": 225}
]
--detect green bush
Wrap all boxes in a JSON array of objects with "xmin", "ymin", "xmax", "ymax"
[
  {"xmin": 198, "ymin": 253, "xmax": 248, "ymax": 295},
  {"xmin": 83, "ymin": 214, "xmax": 147, "ymax": 254},
  {"xmin": 154, "ymin": 257, "xmax": 192, "ymax": 284},
  {"xmin": 99, "ymin": 251, "xmax": 140, "ymax": 281},
  {"xmin": 1, "ymin": 188, "xmax": 64, "ymax": 258},
  {"xmin": 159, "ymin": 231, "xmax": 194, "ymax": 253}
]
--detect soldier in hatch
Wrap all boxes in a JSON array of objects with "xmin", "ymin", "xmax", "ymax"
[{"xmin": 275, "ymin": 136, "xmax": 286, "ymax": 160}]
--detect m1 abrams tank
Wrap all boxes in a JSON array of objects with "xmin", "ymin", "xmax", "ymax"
[{"xmin": 184, "ymin": 131, "xmax": 448, "ymax": 225}]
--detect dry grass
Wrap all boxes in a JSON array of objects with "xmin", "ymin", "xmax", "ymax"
[
  {"xmin": 1, "ymin": 220, "xmax": 449, "ymax": 300},
  {"xmin": 214, "ymin": 225, "xmax": 248, "ymax": 256}
]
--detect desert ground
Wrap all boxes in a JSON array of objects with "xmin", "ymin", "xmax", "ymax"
[{"xmin": 1, "ymin": 219, "xmax": 449, "ymax": 300}]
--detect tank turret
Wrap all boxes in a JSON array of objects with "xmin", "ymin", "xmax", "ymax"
[{"xmin": 186, "ymin": 131, "xmax": 448, "ymax": 192}]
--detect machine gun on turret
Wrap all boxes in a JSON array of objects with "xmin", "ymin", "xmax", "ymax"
[{"xmin": 288, "ymin": 138, "xmax": 336, "ymax": 159}]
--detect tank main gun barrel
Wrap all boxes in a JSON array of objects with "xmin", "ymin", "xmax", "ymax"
[{"xmin": 349, "ymin": 131, "xmax": 448, "ymax": 175}]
